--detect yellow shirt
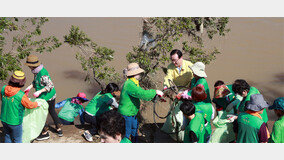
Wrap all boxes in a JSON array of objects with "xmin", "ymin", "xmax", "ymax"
[{"xmin": 163, "ymin": 59, "xmax": 193, "ymax": 88}]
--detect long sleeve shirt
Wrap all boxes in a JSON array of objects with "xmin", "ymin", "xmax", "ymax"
[
  {"xmin": 1, "ymin": 85, "xmax": 38, "ymax": 109},
  {"xmin": 163, "ymin": 59, "xmax": 193, "ymax": 89}
]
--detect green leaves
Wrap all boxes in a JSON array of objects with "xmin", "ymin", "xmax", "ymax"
[
  {"xmin": 64, "ymin": 26, "xmax": 120, "ymax": 89},
  {"xmin": 0, "ymin": 17, "xmax": 62, "ymax": 81},
  {"xmin": 64, "ymin": 25, "xmax": 91, "ymax": 47},
  {"xmin": 128, "ymin": 17, "xmax": 230, "ymax": 89}
]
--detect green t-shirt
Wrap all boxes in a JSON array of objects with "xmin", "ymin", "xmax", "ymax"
[
  {"xmin": 120, "ymin": 137, "xmax": 132, "ymax": 143},
  {"xmin": 0, "ymin": 85, "xmax": 25, "ymax": 125},
  {"xmin": 85, "ymin": 92, "xmax": 113, "ymax": 116},
  {"xmin": 33, "ymin": 67, "xmax": 56, "ymax": 101},
  {"xmin": 269, "ymin": 116, "xmax": 284, "ymax": 143},
  {"xmin": 118, "ymin": 79, "xmax": 156, "ymax": 116},
  {"xmin": 184, "ymin": 112, "xmax": 206, "ymax": 143},
  {"xmin": 58, "ymin": 98, "xmax": 84, "ymax": 122}
]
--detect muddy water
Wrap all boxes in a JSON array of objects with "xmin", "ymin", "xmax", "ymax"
[{"xmin": 0, "ymin": 17, "xmax": 283, "ymax": 126}]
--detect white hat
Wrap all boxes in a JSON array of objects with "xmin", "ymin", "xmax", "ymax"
[
  {"xmin": 125, "ymin": 63, "xmax": 145, "ymax": 77},
  {"xmin": 189, "ymin": 62, "xmax": 207, "ymax": 78}
]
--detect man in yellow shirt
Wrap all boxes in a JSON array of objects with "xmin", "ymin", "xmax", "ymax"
[{"xmin": 163, "ymin": 49, "xmax": 194, "ymax": 90}]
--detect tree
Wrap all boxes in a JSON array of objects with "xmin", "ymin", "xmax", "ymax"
[
  {"xmin": 64, "ymin": 25, "xmax": 121, "ymax": 90},
  {"xmin": 0, "ymin": 17, "xmax": 62, "ymax": 81},
  {"xmin": 127, "ymin": 17, "xmax": 230, "ymax": 89}
]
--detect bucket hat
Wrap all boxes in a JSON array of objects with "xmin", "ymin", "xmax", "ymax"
[
  {"xmin": 25, "ymin": 55, "xmax": 41, "ymax": 67},
  {"xmin": 73, "ymin": 92, "xmax": 89, "ymax": 102},
  {"xmin": 189, "ymin": 62, "xmax": 207, "ymax": 78},
  {"xmin": 9, "ymin": 70, "xmax": 26, "ymax": 87},
  {"xmin": 125, "ymin": 63, "xmax": 145, "ymax": 77},
  {"xmin": 246, "ymin": 94, "xmax": 269, "ymax": 111},
  {"xmin": 268, "ymin": 97, "xmax": 284, "ymax": 111}
]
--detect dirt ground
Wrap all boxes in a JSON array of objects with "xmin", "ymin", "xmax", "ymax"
[{"xmin": 0, "ymin": 109, "xmax": 276, "ymax": 143}]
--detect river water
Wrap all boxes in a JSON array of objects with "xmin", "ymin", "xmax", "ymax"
[{"xmin": 1, "ymin": 17, "xmax": 283, "ymax": 124}]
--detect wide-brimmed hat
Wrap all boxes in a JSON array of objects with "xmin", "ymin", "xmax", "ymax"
[
  {"xmin": 246, "ymin": 94, "xmax": 269, "ymax": 111},
  {"xmin": 25, "ymin": 55, "xmax": 41, "ymax": 67},
  {"xmin": 125, "ymin": 63, "xmax": 145, "ymax": 77},
  {"xmin": 73, "ymin": 92, "xmax": 89, "ymax": 102},
  {"xmin": 9, "ymin": 70, "xmax": 26, "ymax": 87},
  {"xmin": 269, "ymin": 97, "xmax": 284, "ymax": 111},
  {"xmin": 189, "ymin": 62, "xmax": 207, "ymax": 78}
]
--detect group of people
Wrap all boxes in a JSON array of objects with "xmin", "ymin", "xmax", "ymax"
[{"xmin": 0, "ymin": 49, "xmax": 283, "ymax": 143}]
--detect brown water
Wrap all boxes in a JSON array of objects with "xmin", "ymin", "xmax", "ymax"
[{"xmin": 1, "ymin": 17, "xmax": 283, "ymax": 124}]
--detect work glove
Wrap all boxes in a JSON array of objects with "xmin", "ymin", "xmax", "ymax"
[
  {"xmin": 163, "ymin": 86, "xmax": 168, "ymax": 91},
  {"xmin": 156, "ymin": 90, "xmax": 164, "ymax": 97},
  {"xmin": 227, "ymin": 115, "xmax": 237, "ymax": 123},
  {"xmin": 181, "ymin": 90, "xmax": 191, "ymax": 100},
  {"xmin": 24, "ymin": 85, "xmax": 33, "ymax": 96},
  {"xmin": 33, "ymin": 91, "xmax": 42, "ymax": 98}
]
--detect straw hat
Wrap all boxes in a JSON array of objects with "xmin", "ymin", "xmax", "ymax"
[
  {"xmin": 246, "ymin": 94, "xmax": 269, "ymax": 111},
  {"xmin": 25, "ymin": 55, "xmax": 41, "ymax": 67},
  {"xmin": 9, "ymin": 70, "xmax": 26, "ymax": 87},
  {"xmin": 189, "ymin": 62, "xmax": 207, "ymax": 78},
  {"xmin": 125, "ymin": 63, "xmax": 145, "ymax": 77}
]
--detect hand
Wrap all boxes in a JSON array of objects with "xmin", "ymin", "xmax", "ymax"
[
  {"xmin": 33, "ymin": 91, "xmax": 42, "ymax": 98},
  {"xmin": 228, "ymin": 116, "xmax": 237, "ymax": 123},
  {"xmin": 24, "ymin": 90, "xmax": 30, "ymax": 96},
  {"xmin": 156, "ymin": 90, "xmax": 164, "ymax": 97},
  {"xmin": 24, "ymin": 85, "xmax": 33, "ymax": 92},
  {"xmin": 176, "ymin": 92, "xmax": 182, "ymax": 100},
  {"xmin": 163, "ymin": 86, "xmax": 168, "ymax": 91},
  {"xmin": 228, "ymin": 117, "xmax": 235, "ymax": 123},
  {"xmin": 24, "ymin": 85, "xmax": 33, "ymax": 96}
]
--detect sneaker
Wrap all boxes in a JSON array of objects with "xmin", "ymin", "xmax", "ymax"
[
  {"xmin": 57, "ymin": 129, "xmax": 63, "ymax": 137},
  {"xmin": 36, "ymin": 132, "xmax": 50, "ymax": 141},
  {"xmin": 83, "ymin": 131, "xmax": 93, "ymax": 142}
]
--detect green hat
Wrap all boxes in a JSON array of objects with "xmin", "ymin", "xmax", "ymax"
[{"xmin": 269, "ymin": 97, "xmax": 284, "ymax": 111}]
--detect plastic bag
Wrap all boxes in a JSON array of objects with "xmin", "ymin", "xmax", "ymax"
[
  {"xmin": 161, "ymin": 101, "xmax": 184, "ymax": 142},
  {"xmin": 22, "ymin": 98, "xmax": 49, "ymax": 143}
]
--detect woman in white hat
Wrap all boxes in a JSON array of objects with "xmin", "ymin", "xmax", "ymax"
[
  {"xmin": 179, "ymin": 62, "xmax": 211, "ymax": 103},
  {"xmin": 177, "ymin": 62, "xmax": 213, "ymax": 142},
  {"xmin": 118, "ymin": 63, "xmax": 164, "ymax": 142}
]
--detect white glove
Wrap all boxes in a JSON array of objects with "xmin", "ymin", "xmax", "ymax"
[
  {"xmin": 24, "ymin": 85, "xmax": 33, "ymax": 92},
  {"xmin": 37, "ymin": 101, "xmax": 42, "ymax": 107},
  {"xmin": 163, "ymin": 86, "xmax": 168, "ymax": 91},
  {"xmin": 235, "ymin": 94, "xmax": 243, "ymax": 101},
  {"xmin": 33, "ymin": 91, "xmax": 42, "ymax": 98},
  {"xmin": 156, "ymin": 90, "xmax": 164, "ymax": 97},
  {"xmin": 228, "ymin": 117, "xmax": 235, "ymax": 123}
]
